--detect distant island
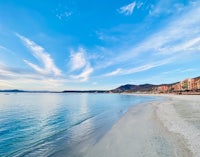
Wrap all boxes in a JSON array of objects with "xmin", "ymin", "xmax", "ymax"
[
  {"xmin": 0, "ymin": 89, "xmax": 61, "ymax": 93},
  {"xmin": 1, "ymin": 76, "xmax": 200, "ymax": 95}
]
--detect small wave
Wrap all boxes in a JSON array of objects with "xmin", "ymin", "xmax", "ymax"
[{"xmin": 6, "ymin": 114, "xmax": 98, "ymax": 157}]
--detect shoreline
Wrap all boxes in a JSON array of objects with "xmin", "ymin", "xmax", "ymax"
[{"xmin": 84, "ymin": 94, "xmax": 200, "ymax": 157}]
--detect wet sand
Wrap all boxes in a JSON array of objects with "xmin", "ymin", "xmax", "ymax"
[{"xmin": 85, "ymin": 95, "xmax": 200, "ymax": 157}]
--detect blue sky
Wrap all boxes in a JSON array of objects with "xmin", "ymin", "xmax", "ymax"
[{"xmin": 0, "ymin": 0, "xmax": 200, "ymax": 90}]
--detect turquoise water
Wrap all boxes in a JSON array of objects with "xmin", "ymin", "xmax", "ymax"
[{"xmin": 0, "ymin": 93, "xmax": 155, "ymax": 157}]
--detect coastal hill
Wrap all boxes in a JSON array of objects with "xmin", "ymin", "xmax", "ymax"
[
  {"xmin": 111, "ymin": 84, "xmax": 157, "ymax": 93},
  {"xmin": 111, "ymin": 75, "xmax": 200, "ymax": 94},
  {"xmin": 110, "ymin": 83, "xmax": 177, "ymax": 93}
]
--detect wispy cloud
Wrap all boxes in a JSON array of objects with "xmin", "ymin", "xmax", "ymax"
[
  {"xmin": 119, "ymin": 1, "xmax": 136, "ymax": 16},
  {"xmin": 0, "ymin": 45, "xmax": 8, "ymax": 51},
  {"xmin": 148, "ymin": 7, "xmax": 200, "ymax": 56},
  {"xmin": 100, "ymin": 2, "xmax": 200, "ymax": 73},
  {"xmin": 71, "ymin": 65, "xmax": 93, "ymax": 82},
  {"xmin": 100, "ymin": 2, "xmax": 200, "ymax": 76},
  {"xmin": 0, "ymin": 80, "xmax": 14, "ymax": 89},
  {"xmin": 56, "ymin": 11, "xmax": 72, "ymax": 20},
  {"xmin": 157, "ymin": 36, "xmax": 200, "ymax": 55},
  {"xmin": 69, "ymin": 48, "xmax": 93, "ymax": 81},
  {"xmin": 0, "ymin": 63, "xmax": 68, "ymax": 90},
  {"xmin": 136, "ymin": 2, "xmax": 144, "ymax": 9},
  {"xmin": 122, "ymin": 59, "xmax": 170, "ymax": 75},
  {"xmin": 0, "ymin": 45, "xmax": 15, "ymax": 55},
  {"xmin": 69, "ymin": 48, "xmax": 87, "ymax": 71},
  {"xmin": 149, "ymin": 1, "xmax": 185, "ymax": 16},
  {"xmin": 16, "ymin": 34, "xmax": 61, "ymax": 76},
  {"xmin": 54, "ymin": 3, "xmax": 73, "ymax": 20},
  {"xmin": 104, "ymin": 59, "xmax": 170, "ymax": 77},
  {"xmin": 105, "ymin": 68, "xmax": 122, "ymax": 77},
  {"xmin": 0, "ymin": 63, "xmax": 29, "ymax": 78}
]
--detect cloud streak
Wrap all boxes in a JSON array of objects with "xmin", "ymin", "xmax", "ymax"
[
  {"xmin": 71, "ymin": 65, "xmax": 93, "ymax": 82},
  {"xmin": 100, "ymin": 2, "xmax": 200, "ymax": 78},
  {"xmin": 104, "ymin": 68, "xmax": 122, "ymax": 77},
  {"xmin": 104, "ymin": 59, "xmax": 171, "ymax": 77},
  {"xmin": 119, "ymin": 1, "xmax": 136, "ymax": 16},
  {"xmin": 16, "ymin": 34, "xmax": 61, "ymax": 76},
  {"xmin": 0, "ymin": 63, "xmax": 68, "ymax": 90}
]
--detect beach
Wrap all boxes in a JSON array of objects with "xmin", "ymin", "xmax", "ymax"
[{"xmin": 85, "ymin": 95, "xmax": 200, "ymax": 157}]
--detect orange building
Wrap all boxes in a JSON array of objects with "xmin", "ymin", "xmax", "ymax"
[
  {"xmin": 188, "ymin": 78, "xmax": 195, "ymax": 90},
  {"xmin": 196, "ymin": 79, "xmax": 200, "ymax": 90},
  {"xmin": 180, "ymin": 77, "xmax": 200, "ymax": 91},
  {"xmin": 157, "ymin": 85, "xmax": 169, "ymax": 93},
  {"xmin": 172, "ymin": 83, "xmax": 182, "ymax": 91}
]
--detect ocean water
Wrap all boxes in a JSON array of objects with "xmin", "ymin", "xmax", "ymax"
[{"xmin": 0, "ymin": 93, "xmax": 155, "ymax": 157}]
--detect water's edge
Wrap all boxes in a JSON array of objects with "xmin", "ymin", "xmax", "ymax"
[{"xmin": 0, "ymin": 93, "xmax": 158, "ymax": 157}]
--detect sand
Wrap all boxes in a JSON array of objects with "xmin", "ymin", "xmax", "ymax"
[{"xmin": 84, "ymin": 95, "xmax": 200, "ymax": 157}]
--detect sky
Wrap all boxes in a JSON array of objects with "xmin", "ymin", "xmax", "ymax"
[{"xmin": 0, "ymin": 0, "xmax": 200, "ymax": 91}]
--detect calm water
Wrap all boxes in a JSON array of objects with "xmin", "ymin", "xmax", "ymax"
[{"xmin": 0, "ymin": 93, "xmax": 155, "ymax": 157}]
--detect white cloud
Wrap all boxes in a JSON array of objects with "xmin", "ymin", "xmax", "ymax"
[
  {"xmin": 122, "ymin": 59, "xmax": 170, "ymax": 75},
  {"xmin": 103, "ymin": 2, "xmax": 200, "ymax": 68},
  {"xmin": 104, "ymin": 59, "xmax": 171, "ymax": 77},
  {"xmin": 137, "ymin": 2, "xmax": 144, "ymax": 9},
  {"xmin": 105, "ymin": 68, "xmax": 122, "ymax": 77},
  {"xmin": 0, "ymin": 63, "xmax": 48, "ymax": 80},
  {"xmin": 0, "ymin": 63, "xmax": 28, "ymax": 78},
  {"xmin": 71, "ymin": 65, "xmax": 93, "ymax": 82},
  {"xmin": 149, "ymin": 1, "xmax": 185, "ymax": 16},
  {"xmin": 23, "ymin": 60, "xmax": 45, "ymax": 75},
  {"xmin": 70, "ymin": 48, "xmax": 87, "ymax": 71},
  {"xmin": 157, "ymin": 36, "xmax": 200, "ymax": 55},
  {"xmin": 54, "ymin": 4, "xmax": 73, "ymax": 21},
  {"xmin": 56, "ymin": 11, "xmax": 72, "ymax": 20},
  {"xmin": 69, "ymin": 48, "xmax": 93, "ymax": 81},
  {"xmin": 119, "ymin": 1, "xmax": 136, "ymax": 16},
  {"xmin": 16, "ymin": 34, "xmax": 61, "ymax": 76},
  {"xmin": 0, "ymin": 63, "xmax": 68, "ymax": 90}
]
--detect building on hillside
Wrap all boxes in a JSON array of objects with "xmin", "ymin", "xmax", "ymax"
[
  {"xmin": 172, "ymin": 83, "xmax": 182, "ymax": 91},
  {"xmin": 196, "ymin": 79, "xmax": 200, "ymax": 90},
  {"xmin": 180, "ymin": 77, "xmax": 200, "ymax": 91},
  {"xmin": 157, "ymin": 85, "xmax": 169, "ymax": 93},
  {"xmin": 180, "ymin": 79, "xmax": 190, "ymax": 91},
  {"xmin": 188, "ymin": 78, "xmax": 195, "ymax": 91},
  {"xmin": 156, "ymin": 77, "xmax": 200, "ymax": 93}
]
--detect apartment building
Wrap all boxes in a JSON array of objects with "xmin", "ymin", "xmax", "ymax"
[
  {"xmin": 172, "ymin": 83, "xmax": 182, "ymax": 91},
  {"xmin": 157, "ymin": 85, "xmax": 169, "ymax": 93},
  {"xmin": 188, "ymin": 78, "xmax": 195, "ymax": 90},
  {"xmin": 196, "ymin": 78, "xmax": 200, "ymax": 90}
]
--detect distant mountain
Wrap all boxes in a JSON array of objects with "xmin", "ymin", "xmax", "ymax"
[
  {"xmin": 0, "ymin": 89, "xmax": 61, "ymax": 93},
  {"xmin": 0, "ymin": 89, "xmax": 26, "ymax": 92},
  {"xmin": 62, "ymin": 90, "xmax": 108, "ymax": 93},
  {"xmin": 111, "ymin": 84, "xmax": 157, "ymax": 93}
]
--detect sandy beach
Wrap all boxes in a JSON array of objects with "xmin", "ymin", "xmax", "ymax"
[{"xmin": 85, "ymin": 95, "xmax": 200, "ymax": 157}]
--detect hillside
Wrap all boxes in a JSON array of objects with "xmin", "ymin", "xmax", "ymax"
[{"xmin": 111, "ymin": 84, "xmax": 157, "ymax": 93}]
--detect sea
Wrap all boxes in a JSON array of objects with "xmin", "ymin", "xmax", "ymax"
[{"xmin": 0, "ymin": 93, "xmax": 156, "ymax": 157}]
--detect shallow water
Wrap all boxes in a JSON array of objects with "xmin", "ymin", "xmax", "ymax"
[{"xmin": 0, "ymin": 93, "xmax": 155, "ymax": 157}]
